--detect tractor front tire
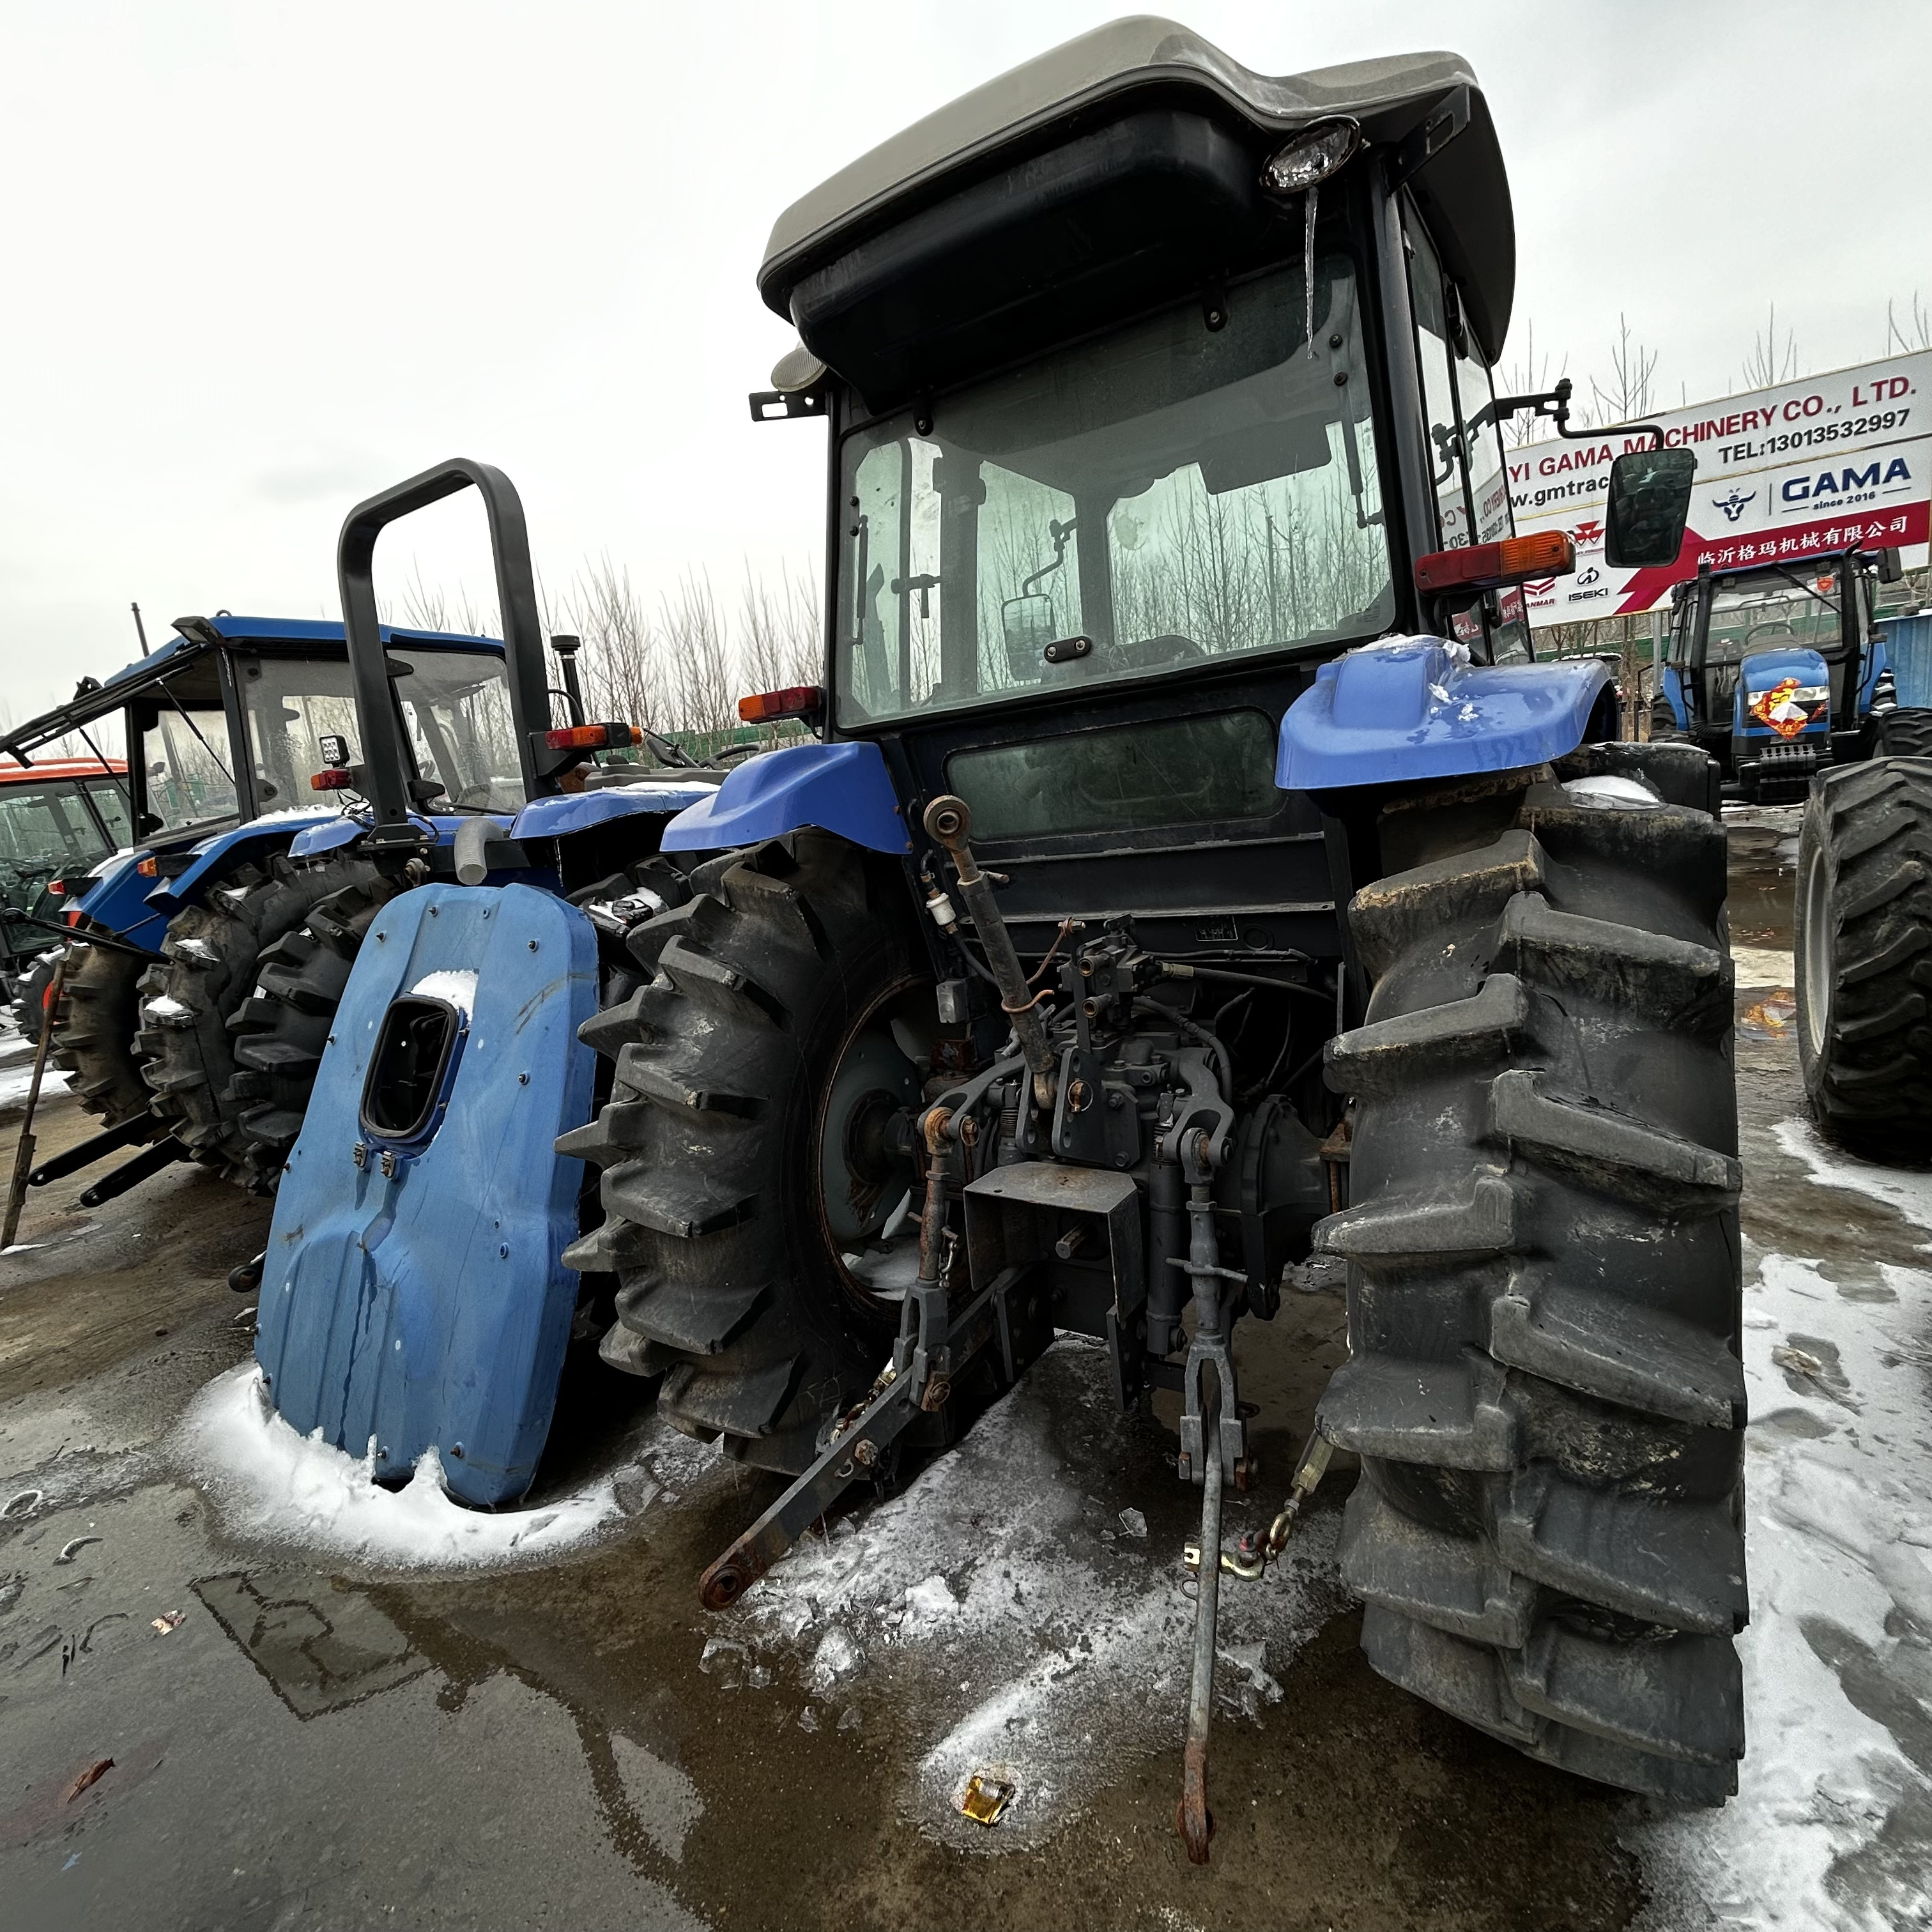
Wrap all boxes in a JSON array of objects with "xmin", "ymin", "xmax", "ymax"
[
  {"xmin": 53, "ymin": 933, "xmax": 158, "ymax": 1132},
  {"xmin": 1795, "ymin": 756, "xmax": 1932, "ymax": 1158},
  {"xmin": 136, "ymin": 854, "xmax": 385, "ymax": 1191},
  {"xmin": 559, "ymin": 831, "xmax": 926, "ymax": 1474},
  {"xmin": 1319, "ymin": 742, "xmax": 1745, "ymax": 1804}
]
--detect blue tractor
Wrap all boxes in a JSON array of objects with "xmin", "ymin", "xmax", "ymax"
[
  {"xmin": 1651, "ymin": 544, "xmax": 1924, "ymax": 801},
  {"xmin": 264, "ymin": 17, "xmax": 1741, "ymax": 1833},
  {"xmin": 2, "ymin": 615, "xmax": 514, "ymax": 1199},
  {"xmin": 249, "ymin": 460, "xmax": 723, "ymax": 1483}
]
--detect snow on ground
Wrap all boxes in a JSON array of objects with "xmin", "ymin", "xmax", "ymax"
[
  {"xmin": 169, "ymin": 1361, "xmax": 710, "ymax": 1572},
  {"xmin": 1634, "ymin": 1124, "xmax": 1932, "ymax": 1932},
  {"xmin": 730, "ymin": 1336, "xmax": 1346, "ymax": 1851},
  {"xmin": 0, "ymin": 1024, "xmax": 68, "ymax": 1111}
]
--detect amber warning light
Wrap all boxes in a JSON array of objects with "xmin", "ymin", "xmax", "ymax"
[
  {"xmin": 543, "ymin": 723, "xmax": 642, "ymax": 751},
  {"xmin": 1414, "ymin": 530, "xmax": 1576, "ymax": 595},
  {"xmin": 738, "ymin": 685, "xmax": 823, "ymax": 725}
]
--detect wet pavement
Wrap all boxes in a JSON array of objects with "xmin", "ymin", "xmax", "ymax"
[{"xmin": 1, "ymin": 808, "xmax": 1929, "ymax": 1931}]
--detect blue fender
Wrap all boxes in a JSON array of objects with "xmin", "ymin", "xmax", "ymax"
[
  {"xmin": 1276, "ymin": 636, "xmax": 1613, "ymax": 792},
  {"xmin": 1733, "ymin": 646, "xmax": 1832, "ymax": 745},
  {"xmin": 74, "ymin": 850, "xmax": 169, "ymax": 953},
  {"xmin": 254, "ymin": 882, "xmax": 599, "ymax": 1506},
  {"xmin": 1661, "ymin": 663, "xmax": 1689, "ymax": 729},
  {"xmin": 146, "ymin": 812, "xmax": 344, "ymax": 916},
  {"xmin": 659, "ymin": 740, "xmax": 912, "ymax": 854},
  {"xmin": 286, "ymin": 811, "xmax": 514, "ymax": 862},
  {"xmin": 510, "ymin": 781, "xmax": 720, "ymax": 842}
]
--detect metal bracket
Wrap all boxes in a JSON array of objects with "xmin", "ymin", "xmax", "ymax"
[{"xmin": 748, "ymin": 388, "xmax": 827, "ymax": 423}]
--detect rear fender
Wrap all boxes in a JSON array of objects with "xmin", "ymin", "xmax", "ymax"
[
  {"xmin": 659, "ymin": 741, "xmax": 911, "ymax": 854},
  {"xmin": 1276, "ymin": 636, "xmax": 1615, "ymax": 791},
  {"xmin": 254, "ymin": 882, "xmax": 599, "ymax": 1505},
  {"xmin": 73, "ymin": 849, "xmax": 168, "ymax": 952},
  {"xmin": 148, "ymin": 813, "xmax": 344, "ymax": 914}
]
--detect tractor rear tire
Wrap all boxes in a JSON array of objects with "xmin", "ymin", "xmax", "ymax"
[
  {"xmin": 222, "ymin": 858, "xmax": 399, "ymax": 1170},
  {"xmin": 1317, "ymin": 742, "xmax": 1745, "ymax": 1804},
  {"xmin": 1647, "ymin": 693, "xmax": 1689, "ymax": 744},
  {"xmin": 135, "ymin": 853, "xmax": 385, "ymax": 1191},
  {"xmin": 52, "ymin": 933, "xmax": 158, "ymax": 1132},
  {"xmin": 1872, "ymin": 707, "xmax": 1932, "ymax": 759},
  {"xmin": 558, "ymin": 832, "xmax": 926, "ymax": 1474},
  {"xmin": 1795, "ymin": 756, "xmax": 1932, "ymax": 1158}
]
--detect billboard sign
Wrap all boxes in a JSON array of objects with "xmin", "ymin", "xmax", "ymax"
[{"xmin": 1508, "ymin": 351, "xmax": 1931, "ymax": 626}]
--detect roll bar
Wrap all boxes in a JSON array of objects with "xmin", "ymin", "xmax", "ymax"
[{"xmin": 337, "ymin": 458, "xmax": 564, "ymax": 850}]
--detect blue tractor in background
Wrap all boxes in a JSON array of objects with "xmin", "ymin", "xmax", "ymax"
[
  {"xmin": 1651, "ymin": 544, "xmax": 1927, "ymax": 801},
  {"xmin": 259, "ymin": 17, "xmax": 1742, "ymax": 1839},
  {"xmin": 3, "ymin": 615, "xmax": 514, "ymax": 1200}
]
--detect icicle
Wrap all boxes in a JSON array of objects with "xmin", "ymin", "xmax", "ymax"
[{"xmin": 1304, "ymin": 181, "xmax": 1317, "ymax": 358}]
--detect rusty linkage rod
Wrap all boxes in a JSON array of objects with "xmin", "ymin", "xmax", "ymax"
[
  {"xmin": 1177, "ymin": 1363, "xmax": 1223, "ymax": 1864},
  {"xmin": 923, "ymin": 795, "xmax": 1057, "ymax": 1106}
]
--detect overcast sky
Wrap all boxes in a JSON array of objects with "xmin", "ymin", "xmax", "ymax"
[{"xmin": 2, "ymin": 1, "xmax": 1926, "ymax": 719}]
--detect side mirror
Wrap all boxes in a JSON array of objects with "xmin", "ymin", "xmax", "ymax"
[
  {"xmin": 1880, "ymin": 546, "xmax": 1905, "ymax": 585},
  {"xmin": 1605, "ymin": 447, "xmax": 1696, "ymax": 569}
]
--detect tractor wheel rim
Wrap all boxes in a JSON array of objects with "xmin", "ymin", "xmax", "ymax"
[{"xmin": 813, "ymin": 976, "xmax": 933, "ymax": 1309}]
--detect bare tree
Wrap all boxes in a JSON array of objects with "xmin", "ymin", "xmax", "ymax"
[
  {"xmin": 1740, "ymin": 303, "xmax": 1800, "ymax": 391},
  {"xmin": 561, "ymin": 556, "xmax": 659, "ymax": 731},
  {"xmin": 1888, "ymin": 291, "xmax": 1931, "ymax": 355},
  {"xmin": 395, "ymin": 562, "xmax": 499, "ymax": 639},
  {"xmin": 659, "ymin": 571, "xmax": 735, "ymax": 736},
  {"xmin": 739, "ymin": 562, "xmax": 822, "ymax": 694},
  {"xmin": 1587, "ymin": 314, "xmax": 1660, "ymax": 425}
]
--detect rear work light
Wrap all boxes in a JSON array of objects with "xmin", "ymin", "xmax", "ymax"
[
  {"xmin": 543, "ymin": 723, "xmax": 641, "ymax": 752},
  {"xmin": 738, "ymin": 685, "xmax": 823, "ymax": 725},
  {"xmin": 310, "ymin": 768, "xmax": 358, "ymax": 792},
  {"xmin": 1415, "ymin": 531, "xmax": 1575, "ymax": 595}
]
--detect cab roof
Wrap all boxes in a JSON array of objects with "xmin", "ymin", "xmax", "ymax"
[
  {"xmin": 3, "ymin": 615, "xmax": 503, "ymax": 762},
  {"xmin": 760, "ymin": 15, "xmax": 1514, "ymax": 364}
]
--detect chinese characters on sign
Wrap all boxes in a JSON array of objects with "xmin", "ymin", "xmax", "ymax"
[{"xmin": 1508, "ymin": 352, "xmax": 1932, "ymax": 627}]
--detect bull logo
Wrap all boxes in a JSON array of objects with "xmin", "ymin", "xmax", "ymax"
[{"xmin": 1713, "ymin": 487, "xmax": 1756, "ymax": 523}]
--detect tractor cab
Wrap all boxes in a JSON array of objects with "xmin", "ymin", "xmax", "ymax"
[{"xmin": 1657, "ymin": 546, "xmax": 1896, "ymax": 802}]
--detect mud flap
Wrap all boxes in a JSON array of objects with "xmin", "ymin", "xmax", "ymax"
[{"xmin": 254, "ymin": 883, "xmax": 599, "ymax": 1505}]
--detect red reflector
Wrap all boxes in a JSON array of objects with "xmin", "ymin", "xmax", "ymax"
[
  {"xmin": 1414, "ymin": 531, "xmax": 1576, "ymax": 594},
  {"xmin": 738, "ymin": 684, "xmax": 823, "ymax": 724},
  {"xmin": 543, "ymin": 723, "xmax": 641, "ymax": 752},
  {"xmin": 310, "ymin": 769, "xmax": 356, "ymax": 791},
  {"xmin": 47, "ymin": 877, "xmax": 65, "ymax": 894},
  {"xmin": 65, "ymin": 907, "xmax": 84, "ymax": 927},
  {"xmin": 135, "ymin": 857, "xmax": 158, "ymax": 877}
]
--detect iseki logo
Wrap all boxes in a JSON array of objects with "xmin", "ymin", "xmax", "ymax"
[{"xmin": 1712, "ymin": 487, "xmax": 1756, "ymax": 524}]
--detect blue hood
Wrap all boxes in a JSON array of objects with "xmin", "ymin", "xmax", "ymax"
[{"xmin": 1733, "ymin": 645, "xmax": 1832, "ymax": 740}]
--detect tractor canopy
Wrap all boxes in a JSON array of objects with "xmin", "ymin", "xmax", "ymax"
[{"xmin": 760, "ymin": 15, "xmax": 1513, "ymax": 406}]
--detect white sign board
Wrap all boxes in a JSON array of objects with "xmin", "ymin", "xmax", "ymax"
[{"xmin": 1507, "ymin": 351, "xmax": 1932, "ymax": 626}]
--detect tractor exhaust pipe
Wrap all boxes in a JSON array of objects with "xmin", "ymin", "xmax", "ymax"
[{"xmin": 922, "ymin": 795, "xmax": 1055, "ymax": 1102}]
